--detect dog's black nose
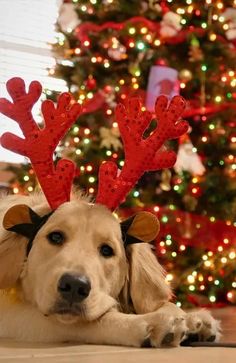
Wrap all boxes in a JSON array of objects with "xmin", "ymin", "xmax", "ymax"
[{"xmin": 58, "ymin": 273, "xmax": 91, "ymax": 303}]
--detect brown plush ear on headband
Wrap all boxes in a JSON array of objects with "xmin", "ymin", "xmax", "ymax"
[
  {"xmin": 3, "ymin": 204, "xmax": 53, "ymax": 256},
  {"xmin": 3, "ymin": 204, "xmax": 33, "ymax": 231},
  {"xmin": 120, "ymin": 211, "xmax": 160, "ymax": 247},
  {"xmin": 3, "ymin": 204, "xmax": 42, "ymax": 242}
]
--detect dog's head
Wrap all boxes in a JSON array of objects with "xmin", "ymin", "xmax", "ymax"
[{"xmin": 0, "ymin": 197, "xmax": 171, "ymax": 324}]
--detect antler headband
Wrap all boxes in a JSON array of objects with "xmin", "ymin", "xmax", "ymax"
[{"xmin": 0, "ymin": 77, "xmax": 188, "ymax": 212}]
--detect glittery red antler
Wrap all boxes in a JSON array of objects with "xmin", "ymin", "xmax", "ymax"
[
  {"xmin": 0, "ymin": 78, "xmax": 81, "ymax": 210},
  {"xmin": 96, "ymin": 95, "xmax": 188, "ymax": 211}
]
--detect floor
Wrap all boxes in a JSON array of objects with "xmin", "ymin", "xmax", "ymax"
[{"xmin": 0, "ymin": 308, "xmax": 235, "ymax": 362}]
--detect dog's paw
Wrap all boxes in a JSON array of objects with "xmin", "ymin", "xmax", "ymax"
[
  {"xmin": 181, "ymin": 309, "xmax": 221, "ymax": 345},
  {"xmin": 148, "ymin": 314, "xmax": 188, "ymax": 348}
]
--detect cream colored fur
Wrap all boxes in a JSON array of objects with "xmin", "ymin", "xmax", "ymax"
[{"xmin": 0, "ymin": 193, "xmax": 221, "ymax": 347}]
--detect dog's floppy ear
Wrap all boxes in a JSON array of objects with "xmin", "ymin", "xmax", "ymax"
[
  {"xmin": 0, "ymin": 204, "xmax": 46, "ymax": 288},
  {"xmin": 121, "ymin": 211, "xmax": 171, "ymax": 314}
]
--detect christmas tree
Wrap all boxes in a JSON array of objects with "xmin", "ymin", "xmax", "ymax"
[{"xmin": 6, "ymin": 0, "xmax": 236, "ymax": 307}]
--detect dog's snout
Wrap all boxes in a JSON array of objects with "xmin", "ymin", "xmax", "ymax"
[{"xmin": 58, "ymin": 273, "xmax": 91, "ymax": 303}]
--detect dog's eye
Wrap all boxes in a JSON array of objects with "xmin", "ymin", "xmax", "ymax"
[
  {"xmin": 99, "ymin": 244, "xmax": 114, "ymax": 258},
  {"xmin": 47, "ymin": 231, "xmax": 65, "ymax": 245}
]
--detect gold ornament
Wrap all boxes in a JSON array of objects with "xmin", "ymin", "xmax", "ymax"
[
  {"xmin": 179, "ymin": 69, "xmax": 193, "ymax": 82},
  {"xmin": 99, "ymin": 127, "xmax": 122, "ymax": 151},
  {"xmin": 128, "ymin": 63, "xmax": 141, "ymax": 77},
  {"xmin": 160, "ymin": 169, "xmax": 172, "ymax": 191},
  {"xmin": 149, "ymin": 0, "xmax": 161, "ymax": 12},
  {"xmin": 189, "ymin": 44, "xmax": 204, "ymax": 62}
]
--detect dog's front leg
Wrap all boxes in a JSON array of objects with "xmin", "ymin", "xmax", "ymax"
[
  {"xmin": 74, "ymin": 310, "xmax": 150, "ymax": 347},
  {"xmin": 67, "ymin": 306, "xmax": 197, "ymax": 347},
  {"xmin": 74, "ymin": 309, "xmax": 186, "ymax": 347}
]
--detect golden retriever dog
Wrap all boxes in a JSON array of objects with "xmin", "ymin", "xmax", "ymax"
[{"xmin": 0, "ymin": 193, "xmax": 220, "ymax": 347}]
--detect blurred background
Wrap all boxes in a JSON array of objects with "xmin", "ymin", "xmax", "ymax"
[{"xmin": 0, "ymin": 0, "xmax": 236, "ymax": 308}]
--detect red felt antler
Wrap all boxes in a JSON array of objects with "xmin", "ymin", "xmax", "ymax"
[
  {"xmin": 96, "ymin": 95, "xmax": 189, "ymax": 211},
  {"xmin": 0, "ymin": 78, "xmax": 81, "ymax": 210}
]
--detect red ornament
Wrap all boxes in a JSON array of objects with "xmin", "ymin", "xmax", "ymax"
[
  {"xmin": 104, "ymin": 85, "xmax": 112, "ymax": 93},
  {"xmin": 155, "ymin": 58, "xmax": 167, "ymax": 66},
  {"xmin": 85, "ymin": 77, "xmax": 97, "ymax": 90},
  {"xmin": 82, "ymin": 91, "xmax": 105, "ymax": 114}
]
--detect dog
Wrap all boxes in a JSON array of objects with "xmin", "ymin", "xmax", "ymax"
[{"xmin": 0, "ymin": 192, "xmax": 221, "ymax": 347}]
